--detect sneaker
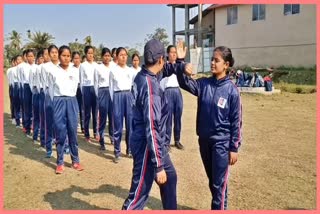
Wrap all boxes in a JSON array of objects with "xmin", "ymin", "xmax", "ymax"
[
  {"xmin": 81, "ymin": 129, "xmax": 85, "ymax": 134},
  {"xmin": 99, "ymin": 145, "xmax": 106, "ymax": 151},
  {"xmin": 45, "ymin": 151, "xmax": 52, "ymax": 158},
  {"xmin": 175, "ymin": 141, "xmax": 184, "ymax": 150},
  {"xmin": 72, "ymin": 163, "xmax": 84, "ymax": 171},
  {"xmin": 113, "ymin": 156, "xmax": 120, "ymax": 163},
  {"xmin": 16, "ymin": 125, "xmax": 20, "ymax": 129},
  {"xmin": 55, "ymin": 165, "xmax": 64, "ymax": 174},
  {"xmin": 85, "ymin": 138, "xmax": 92, "ymax": 143},
  {"xmin": 26, "ymin": 133, "xmax": 33, "ymax": 139},
  {"xmin": 12, "ymin": 119, "xmax": 16, "ymax": 125},
  {"xmin": 94, "ymin": 133, "xmax": 100, "ymax": 141}
]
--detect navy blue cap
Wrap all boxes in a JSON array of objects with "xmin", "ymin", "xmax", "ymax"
[{"xmin": 144, "ymin": 39, "xmax": 165, "ymax": 64}]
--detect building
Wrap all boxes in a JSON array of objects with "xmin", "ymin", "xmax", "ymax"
[{"xmin": 169, "ymin": 4, "xmax": 316, "ymax": 71}]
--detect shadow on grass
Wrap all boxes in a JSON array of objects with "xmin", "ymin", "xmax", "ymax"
[{"xmin": 43, "ymin": 183, "xmax": 195, "ymax": 210}]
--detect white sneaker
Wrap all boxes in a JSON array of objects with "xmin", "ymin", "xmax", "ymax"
[{"xmin": 12, "ymin": 119, "xmax": 16, "ymax": 125}]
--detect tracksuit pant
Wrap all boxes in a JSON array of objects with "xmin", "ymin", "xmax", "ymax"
[
  {"xmin": 76, "ymin": 86, "xmax": 84, "ymax": 131},
  {"xmin": 9, "ymin": 85, "xmax": 15, "ymax": 119},
  {"xmin": 122, "ymin": 145, "xmax": 177, "ymax": 210},
  {"xmin": 82, "ymin": 86, "xmax": 97, "ymax": 138},
  {"xmin": 23, "ymin": 83, "xmax": 32, "ymax": 134},
  {"xmin": 113, "ymin": 90, "xmax": 132, "ymax": 157},
  {"xmin": 164, "ymin": 87, "xmax": 183, "ymax": 143},
  {"xmin": 13, "ymin": 83, "xmax": 21, "ymax": 126},
  {"xmin": 39, "ymin": 89, "xmax": 46, "ymax": 147},
  {"xmin": 198, "ymin": 137, "xmax": 230, "ymax": 210},
  {"xmin": 53, "ymin": 96, "xmax": 80, "ymax": 166},
  {"xmin": 32, "ymin": 88, "xmax": 40, "ymax": 141},
  {"xmin": 19, "ymin": 83, "xmax": 25, "ymax": 128},
  {"xmin": 98, "ymin": 87, "xmax": 113, "ymax": 146},
  {"xmin": 45, "ymin": 88, "xmax": 54, "ymax": 153}
]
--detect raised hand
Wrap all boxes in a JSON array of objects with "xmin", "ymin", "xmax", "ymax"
[
  {"xmin": 184, "ymin": 63, "xmax": 193, "ymax": 76},
  {"xmin": 176, "ymin": 39, "xmax": 187, "ymax": 59}
]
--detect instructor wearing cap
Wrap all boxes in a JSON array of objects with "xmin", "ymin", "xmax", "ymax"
[{"xmin": 122, "ymin": 39, "xmax": 192, "ymax": 210}]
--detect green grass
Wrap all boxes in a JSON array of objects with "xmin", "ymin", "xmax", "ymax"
[{"xmin": 274, "ymin": 82, "xmax": 316, "ymax": 94}]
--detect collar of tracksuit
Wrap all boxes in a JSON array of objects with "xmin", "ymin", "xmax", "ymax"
[
  {"xmin": 141, "ymin": 65, "xmax": 157, "ymax": 77},
  {"xmin": 211, "ymin": 75, "xmax": 230, "ymax": 86}
]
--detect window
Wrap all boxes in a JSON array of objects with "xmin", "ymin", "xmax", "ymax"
[
  {"xmin": 227, "ymin": 6, "xmax": 238, "ymax": 25},
  {"xmin": 252, "ymin": 4, "xmax": 265, "ymax": 21},
  {"xmin": 284, "ymin": 4, "xmax": 300, "ymax": 15}
]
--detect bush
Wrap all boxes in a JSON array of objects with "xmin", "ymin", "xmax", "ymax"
[{"xmin": 274, "ymin": 82, "xmax": 316, "ymax": 94}]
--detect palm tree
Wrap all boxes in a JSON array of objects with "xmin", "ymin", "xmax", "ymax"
[
  {"xmin": 84, "ymin": 36, "xmax": 92, "ymax": 46},
  {"xmin": 25, "ymin": 31, "xmax": 55, "ymax": 50},
  {"xmin": 69, "ymin": 38, "xmax": 85, "ymax": 56},
  {"xmin": 7, "ymin": 30, "xmax": 22, "ymax": 50}
]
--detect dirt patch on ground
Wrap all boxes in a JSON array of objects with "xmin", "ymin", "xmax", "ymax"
[{"xmin": 3, "ymin": 78, "xmax": 316, "ymax": 210}]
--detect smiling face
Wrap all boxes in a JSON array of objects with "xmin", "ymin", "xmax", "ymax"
[{"xmin": 210, "ymin": 51, "xmax": 229, "ymax": 79}]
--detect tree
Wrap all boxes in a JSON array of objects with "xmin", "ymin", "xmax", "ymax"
[
  {"xmin": 25, "ymin": 31, "xmax": 54, "ymax": 50},
  {"xmin": 69, "ymin": 38, "xmax": 85, "ymax": 56},
  {"xmin": 4, "ymin": 44, "xmax": 21, "ymax": 68},
  {"xmin": 145, "ymin": 27, "xmax": 170, "ymax": 47},
  {"xmin": 127, "ymin": 48, "xmax": 140, "ymax": 65},
  {"xmin": 7, "ymin": 30, "xmax": 22, "ymax": 50},
  {"xmin": 84, "ymin": 36, "xmax": 92, "ymax": 46}
]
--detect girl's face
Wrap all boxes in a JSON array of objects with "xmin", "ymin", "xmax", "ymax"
[
  {"xmin": 168, "ymin": 47, "xmax": 177, "ymax": 63},
  {"xmin": 117, "ymin": 50, "xmax": 128, "ymax": 66},
  {"xmin": 86, "ymin": 48, "xmax": 94, "ymax": 62},
  {"xmin": 59, "ymin": 49, "xmax": 71, "ymax": 68},
  {"xmin": 37, "ymin": 56, "xmax": 44, "ymax": 65},
  {"xmin": 16, "ymin": 56, "xmax": 23, "ymax": 65},
  {"xmin": 102, "ymin": 52, "xmax": 111, "ymax": 65},
  {"xmin": 72, "ymin": 54, "xmax": 81, "ymax": 67},
  {"xmin": 26, "ymin": 52, "xmax": 35, "ymax": 64},
  {"xmin": 211, "ymin": 51, "xmax": 229, "ymax": 77},
  {"xmin": 132, "ymin": 55, "xmax": 140, "ymax": 68},
  {"xmin": 43, "ymin": 49, "xmax": 50, "ymax": 63},
  {"xmin": 49, "ymin": 48, "xmax": 59, "ymax": 63}
]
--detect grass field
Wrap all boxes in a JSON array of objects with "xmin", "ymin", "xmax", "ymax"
[{"xmin": 3, "ymin": 77, "xmax": 316, "ymax": 210}]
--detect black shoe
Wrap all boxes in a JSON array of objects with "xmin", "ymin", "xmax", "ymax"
[
  {"xmin": 99, "ymin": 145, "xmax": 106, "ymax": 151},
  {"xmin": 175, "ymin": 141, "xmax": 184, "ymax": 150},
  {"xmin": 113, "ymin": 156, "xmax": 120, "ymax": 163},
  {"xmin": 127, "ymin": 152, "xmax": 132, "ymax": 158}
]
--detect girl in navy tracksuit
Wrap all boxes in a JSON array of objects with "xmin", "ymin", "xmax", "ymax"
[
  {"xmin": 80, "ymin": 46, "xmax": 99, "ymax": 142},
  {"xmin": 48, "ymin": 45, "xmax": 84, "ymax": 174},
  {"xmin": 176, "ymin": 46, "xmax": 242, "ymax": 210},
  {"xmin": 94, "ymin": 48, "xmax": 114, "ymax": 150},
  {"xmin": 122, "ymin": 39, "xmax": 192, "ymax": 210},
  {"xmin": 72, "ymin": 51, "xmax": 84, "ymax": 133}
]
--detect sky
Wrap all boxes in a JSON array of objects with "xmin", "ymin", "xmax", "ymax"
[{"xmin": 4, "ymin": 4, "xmax": 201, "ymax": 53}]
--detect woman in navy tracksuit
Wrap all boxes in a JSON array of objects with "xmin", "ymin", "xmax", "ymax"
[{"xmin": 176, "ymin": 45, "xmax": 242, "ymax": 210}]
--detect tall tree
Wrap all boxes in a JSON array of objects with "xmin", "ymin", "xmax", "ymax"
[
  {"xmin": 84, "ymin": 36, "xmax": 92, "ymax": 46},
  {"xmin": 25, "ymin": 31, "xmax": 54, "ymax": 50},
  {"xmin": 7, "ymin": 30, "xmax": 22, "ymax": 50},
  {"xmin": 69, "ymin": 38, "xmax": 85, "ymax": 56},
  {"xmin": 145, "ymin": 27, "xmax": 170, "ymax": 47}
]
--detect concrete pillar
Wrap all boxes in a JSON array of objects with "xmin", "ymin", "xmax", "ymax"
[
  {"xmin": 185, "ymin": 4, "xmax": 190, "ymax": 61},
  {"xmin": 172, "ymin": 6, "xmax": 176, "ymax": 45}
]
